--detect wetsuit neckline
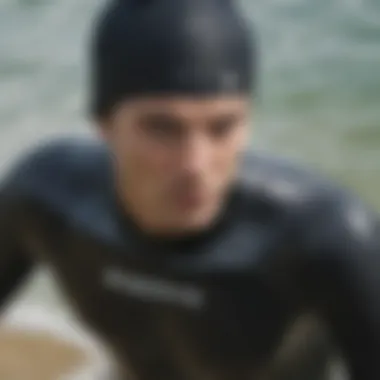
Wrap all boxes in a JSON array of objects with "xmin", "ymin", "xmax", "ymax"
[{"xmin": 112, "ymin": 185, "xmax": 241, "ymax": 254}]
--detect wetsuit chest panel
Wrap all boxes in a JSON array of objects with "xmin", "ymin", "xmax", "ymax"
[
  {"xmin": 27, "ymin": 207, "xmax": 295, "ymax": 379},
  {"xmin": 155, "ymin": 276, "xmax": 293, "ymax": 368}
]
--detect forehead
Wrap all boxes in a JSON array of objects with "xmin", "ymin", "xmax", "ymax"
[{"xmin": 119, "ymin": 96, "xmax": 250, "ymax": 119}]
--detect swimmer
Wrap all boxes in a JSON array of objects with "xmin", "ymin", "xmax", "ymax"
[{"xmin": 1, "ymin": 0, "xmax": 380, "ymax": 379}]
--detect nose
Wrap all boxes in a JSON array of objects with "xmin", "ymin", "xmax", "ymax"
[{"xmin": 180, "ymin": 134, "xmax": 210, "ymax": 174}]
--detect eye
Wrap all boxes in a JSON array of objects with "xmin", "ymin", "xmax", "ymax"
[
  {"xmin": 209, "ymin": 115, "xmax": 241, "ymax": 139},
  {"xmin": 139, "ymin": 114, "xmax": 184, "ymax": 141}
]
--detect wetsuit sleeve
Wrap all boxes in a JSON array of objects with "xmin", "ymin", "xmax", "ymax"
[
  {"xmin": 0, "ymin": 182, "xmax": 34, "ymax": 310},
  {"xmin": 297, "ymin": 194, "xmax": 380, "ymax": 379}
]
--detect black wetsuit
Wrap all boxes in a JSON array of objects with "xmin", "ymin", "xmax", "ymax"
[{"xmin": 1, "ymin": 138, "xmax": 380, "ymax": 380}]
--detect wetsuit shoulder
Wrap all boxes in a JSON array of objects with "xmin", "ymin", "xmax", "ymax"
[
  {"xmin": 3, "ymin": 138, "xmax": 121, "ymax": 243},
  {"xmin": 0, "ymin": 140, "xmax": 81, "ymax": 309},
  {"xmin": 243, "ymin": 150, "xmax": 380, "ymax": 262},
  {"xmin": 240, "ymin": 150, "xmax": 379, "ymax": 266},
  {"xmin": 238, "ymin": 151, "xmax": 341, "ymax": 216},
  {"xmin": 240, "ymin": 153, "xmax": 380, "ymax": 379},
  {"xmin": 297, "ymin": 182, "xmax": 380, "ymax": 379},
  {"xmin": 5, "ymin": 137, "xmax": 109, "ymax": 198}
]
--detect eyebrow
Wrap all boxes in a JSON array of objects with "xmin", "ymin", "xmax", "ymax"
[
  {"xmin": 136, "ymin": 108, "xmax": 246, "ymax": 125},
  {"xmin": 207, "ymin": 112, "xmax": 245, "ymax": 123},
  {"xmin": 136, "ymin": 112, "xmax": 182, "ymax": 122}
]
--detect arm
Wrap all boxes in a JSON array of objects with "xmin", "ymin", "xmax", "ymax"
[
  {"xmin": 297, "ymin": 193, "xmax": 380, "ymax": 379},
  {"xmin": 0, "ymin": 140, "xmax": 72, "ymax": 310},
  {"xmin": 0, "ymin": 184, "xmax": 34, "ymax": 310}
]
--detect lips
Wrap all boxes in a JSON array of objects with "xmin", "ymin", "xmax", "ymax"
[{"xmin": 174, "ymin": 191, "xmax": 209, "ymax": 210}]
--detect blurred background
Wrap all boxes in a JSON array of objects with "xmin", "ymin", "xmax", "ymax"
[{"xmin": 0, "ymin": 0, "xmax": 379, "ymax": 366}]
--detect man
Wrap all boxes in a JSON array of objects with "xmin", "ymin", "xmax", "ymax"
[{"xmin": 1, "ymin": 0, "xmax": 379, "ymax": 379}]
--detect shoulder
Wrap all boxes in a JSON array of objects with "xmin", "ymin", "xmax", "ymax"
[
  {"xmin": 239, "ymin": 151, "xmax": 336, "ymax": 206},
  {"xmin": 238, "ymin": 151, "xmax": 380, "ymax": 249},
  {"xmin": 237, "ymin": 151, "xmax": 337, "ymax": 226},
  {"xmin": 1, "ymin": 137, "xmax": 121, "ymax": 244},
  {"xmin": 0, "ymin": 137, "xmax": 132, "ymax": 247},
  {"xmin": 3, "ymin": 137, "xmax": 111, "ymax": 200}
]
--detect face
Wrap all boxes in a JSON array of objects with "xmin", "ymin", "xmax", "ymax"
[{"xmin": 100, "ymin": 96, "xmax": 250, "ymax": 236}]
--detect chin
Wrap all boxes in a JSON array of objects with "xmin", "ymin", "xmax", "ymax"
[{"xmin": 176, "ymin": 209, "xmax": 219, "ymax": 233}]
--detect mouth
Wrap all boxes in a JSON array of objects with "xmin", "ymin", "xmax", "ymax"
[{"xmin": 173, "ymin": 191, "xmax": 209, "ymax": 210}]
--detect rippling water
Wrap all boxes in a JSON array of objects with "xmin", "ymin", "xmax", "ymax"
[{"xmin": 0, "ymin": 0, "xmax": 379, "ymax": 311}]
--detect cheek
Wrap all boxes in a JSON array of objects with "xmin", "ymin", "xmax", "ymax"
[
  {"xmin": 210, "ymin": 128, "xmax": 247, "ymax": 187},
  {"xmin": 113, "ymin": 127, "xmax": 174, "ymax": 183},
  {"xmin": 235, "ymin": 122, "xmax": 249, "ymax": 149},
  {"xmin": 217, "ymin": 126, "xmax": 247, "ymax": 164}
]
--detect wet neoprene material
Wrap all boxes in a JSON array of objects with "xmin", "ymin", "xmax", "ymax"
[
  {"xmin": 1, "ymin": 139, "xmax": 380, "ymax": 379},
  {"xmin": 90, "ymin": 0, "xmax": 255, "ymax": 117}
]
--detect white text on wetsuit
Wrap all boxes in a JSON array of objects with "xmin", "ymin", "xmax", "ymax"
[{"xmin": 102, "ymin": 268, "xmax": 205, "ymax": 310}]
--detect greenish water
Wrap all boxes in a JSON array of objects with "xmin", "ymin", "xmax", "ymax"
[
  {"xmin": 0, "ymin": 0, "xmax": 379, "ymax": 309},
  {"xmin": 246, "ymin": 0, "xmax": 380, "ymax": 203}
]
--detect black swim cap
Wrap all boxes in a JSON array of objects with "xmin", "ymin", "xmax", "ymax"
[{"xmin": 90, "ymin": 0, "xmax": 256, "ymax": 118}]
